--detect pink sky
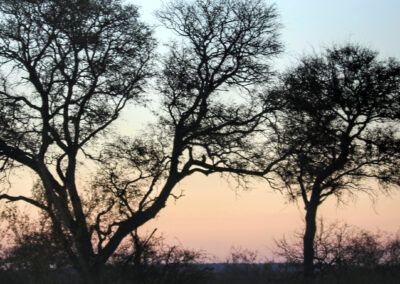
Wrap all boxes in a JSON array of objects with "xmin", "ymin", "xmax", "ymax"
[
  {"xmin": 141, "ymin": 173, "xmax": 400, "ymax": 261},
  {"xmin": 4, "ymin": 169, "xmax": 400, "ymax": 261}
]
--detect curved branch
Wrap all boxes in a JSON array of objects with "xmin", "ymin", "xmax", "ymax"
[{"xmin": 0, "ymin": 194, "xmax": 49, "ymax": 212}]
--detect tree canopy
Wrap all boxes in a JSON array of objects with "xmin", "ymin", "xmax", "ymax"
[
  {"xmin": 270, "ymin": 44, "xmax": 400, "ymax": 276},
  {"xmin": 1, "ymin": 0, "xmax": 399, "ymax": 282},
  {"xmin": 0, "ymin": 0, "xmax": 155, "ymax": 281},
  {"xmin": 0, "ymin": 0, "xmax": 283, "ymax": 282}
]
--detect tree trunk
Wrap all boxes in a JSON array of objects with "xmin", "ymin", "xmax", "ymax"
[
  {"xmin": 303, "ymin": 204, "xmax": 317, "ymax": 278},
  {"xmin": 73, "ymin": 259, "xmax": 103, "ymax": 284}
]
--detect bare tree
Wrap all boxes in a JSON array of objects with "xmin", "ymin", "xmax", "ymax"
[
  {"xmin": 0, "ymin": 0, "xmax": 284, "ymax": 282},
  {"xmin": 270, "ymin": 44, "xmax": 400, "ymax": 277},
  {"xmin": 83, "ymin": 0, "xmax": 283, "ymax": 275},
  {"xmin": 0, "ymin": 0, "xmax": 154, "ymax": 282}
]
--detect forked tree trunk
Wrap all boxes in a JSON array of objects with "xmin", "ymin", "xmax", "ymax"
[{"xmin": 303, "ymin": 204, "xmax": 318, "ymax": 278}]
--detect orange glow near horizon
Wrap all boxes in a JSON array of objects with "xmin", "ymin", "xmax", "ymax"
[
  {"xmin": 2, "ymin": 166, "xmax": 400, "ymax": 261},
  {"xmin": 141, "ymin": 173, "xmax": 400, "ymax": 261}
]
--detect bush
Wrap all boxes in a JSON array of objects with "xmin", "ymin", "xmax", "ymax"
[
  {"xmin": 0, "ymin": 206, "xmax": 71, "ymax": 283},
  {"xmin": 95, "ymin": 229, "xmax": 212, "ymax": 284},
  {"xmin": 0, "ymin": 207, "xmax": 211, "ymax": 284},
  {"xmin": 275, "ymin": 220, "xmax": 400, "ymax": 273}
]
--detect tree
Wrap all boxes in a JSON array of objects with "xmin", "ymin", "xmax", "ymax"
[
  {"xmin": 271, "ymin": 44, "xmax": 400, "ymax": 277},
  {"xmin": 275, "ymin": 220, "xmax": 400, "ymax": 272},
  {"xmin": 84, "ymin": 0, "xmax": 283, "ymax": 273},
  {"xmin": 0, "ymin": 0, "xmax": 283, "ymax": 282},
  {"xmin": 0, "ymin": 0, "xmax": 154, "ymax": 282}
]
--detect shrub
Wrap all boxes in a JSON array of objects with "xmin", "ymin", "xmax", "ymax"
[{"xmin": 275, "ymin": 220, "xmax": 400, "ymax": 272}]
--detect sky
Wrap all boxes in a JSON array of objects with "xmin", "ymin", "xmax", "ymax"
[
  {"xmin": 6, "ymin": 0, "xmax": 400, "ymax": 261},
  {"xmin": 121, "ymin": 0, "xmax": 400, "ymax": 260},
  {"xmin": 133, "ymin": 0, "xmax": 400, "ymax": 61}
]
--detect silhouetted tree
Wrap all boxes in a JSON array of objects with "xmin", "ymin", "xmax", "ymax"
[
  {"xmin": 83, "ymin": 0, "xmax": 284, "ymax": 272},
  {"xmin": 271, "ymin": 44, "xmax": 400, "ymax": 277},
  {"xmin": 0, "ymin": 0, "xmax": 154, "ymax": 282},
  {"xmin": 0, "ymin": 0, "xmax": 283, "ymax": 282}
]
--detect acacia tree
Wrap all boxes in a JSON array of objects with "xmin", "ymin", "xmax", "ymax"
[
  {"xmin": 0, "ymin": 0, "xmax": 284, "ymax": 282},
  {"xmin": 85, "ymin": 0, "xmax": 284, "ymax": 270},
  {"xmin": 271, "ymin": 45, "xmax": 400, "ymax": 277},
  {"xmin": 0, "ymin": 0, "xmax": 154, "ymax": 282}
]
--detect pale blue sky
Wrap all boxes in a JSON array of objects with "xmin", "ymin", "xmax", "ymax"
[
  {"xmin": 133, "ymin": 0, "xmax": 400, "ymax": 67},
  {"xmin": 277, "ymin": 0, "xmax": 400, "ymax": 58}
]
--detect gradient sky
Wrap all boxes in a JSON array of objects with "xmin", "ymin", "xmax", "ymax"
[
  {"xmin": 7, "ymin": 0, "xmax": 400, "ymax": 261},
  {"xmin": 123, "ymin": 0, "xmax": 400, "ymax": 260},
  {"xmin": 134, "ymin": 0, "xmax": 400, "ymax": 60}
]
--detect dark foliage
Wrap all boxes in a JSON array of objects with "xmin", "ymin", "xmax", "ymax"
[
  {"xmin": 269, "ymin": 44, "xmax": 400, "ymax": 277},
  {"xmin": 275, "ymin": 220, "xmax": 400, "ymax": 274}
]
